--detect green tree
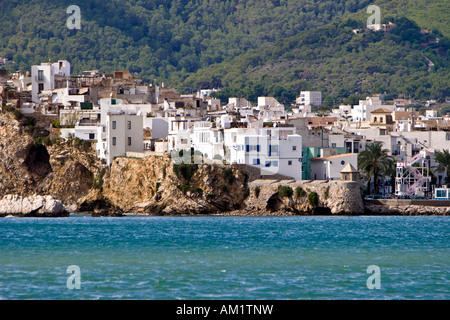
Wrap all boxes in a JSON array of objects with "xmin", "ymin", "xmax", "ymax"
[
  {"xmin": 358, "ymin": 142, "xmax": 394, "ymax": 195},
  {"xmin": 434, "ymin": 149, "xmax": 450, "ymax": 186}
]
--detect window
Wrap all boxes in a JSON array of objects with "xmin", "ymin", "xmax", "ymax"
[
  {"xmin": 248, "ymin": 145, "xmax": 260, "ymax": 152},
  {"xmin": 127, "ymin": 121, "xmax": 131, "ymax": 129},
  {"xmin": 331, "ymin": 143, "xmax": 336, "ymax": 148},
  {"xmin": 112, "ymin": 137, "xmax": 116, "ymax": 146},
  {"xmin": 38, "ymin": 70, "xmax": 44, "ymax": 81},
  {"xmin": 253, "ymin": 158, "xmax": 260, "ymax": 165},
  {"xmin": 89, "ymin": 133, "xmax": 95, "ymax": 140},
  {"xmin": 292, "ymin": 146, "xmax": 297, "ymax": 151},
  {"xmin": 269, "ymin": 145, "xmax": 279, "ymax": 156},
  {"xmin": 128, "ymin": 137, "xmax": 131, "ymax": 146},
  {"xmin": 112, "ymin": 121, "xmax": 116, "ymax": 129},
  {"xmin": 288, "ymin": 160, "xmax": 292, "ymax": 165},
  {"xmin": 341, "ymin": 160, "xmax": 345, "ymax": 165}
]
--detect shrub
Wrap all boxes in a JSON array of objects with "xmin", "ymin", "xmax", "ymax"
[
  {"xmin": 308, "ymin": 192, "xmax": 319, "ymax": 206},
  {"xmin": 254, "ymin": 186, "xmax": 261, "ymax": 198},
  {"xmin": 34, "ymin": 136, "xmax": 52, "ymax": 146},
  {"xmin": 206, "ymin": 193, "xmax": 216, "ymax": 200},
  {"xmin": 93, "ymin": 168, "xmax": 106, "ymax": 190},
  {"xmin": 278, "ymin": 185, "xmax": 293, "ymax": 198},
  {"xmin": 52, "ymin": 120, "xmax": 60, "ymax": 128},
  {"xmin": 295, "ymin": 186, "xmax": 306, "ymax": 198},
  {"xmin": 223, "ymin": 168, "xmax": 234, "ymax": 184},
  {"xmin": 13, "ymin": 109, "xmax": 23, "ymax": 121},
  {"xmin": 178, "ymin": 184, "xmax": 203, "ymax": 195},
  {"xmin": 243, "ymin": 188, "xmax": 250, "ymax": 199},
  {"xmin": 173, "ymin": 163, "xmax": 198, "ymax": 182}
]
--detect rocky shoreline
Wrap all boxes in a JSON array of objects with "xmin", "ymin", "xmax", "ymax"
[
  {"xmin": 0, "ymin": 112, "xmax": 448, "ymax": 218},
  {"xmin": 0, "ymin": 195, "xmax": 68, "ymax": 217}
]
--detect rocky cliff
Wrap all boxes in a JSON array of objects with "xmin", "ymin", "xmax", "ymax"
[
  {"xmin": 0, "ymin": 110, "xmax": 103, "ymax": 214},
  {"xmin": 5, "ymin": 109, "xmax": 445, "ymax": 217},
  {"xmin": 0, "ymin": 110, "xmax": 366, "ymax": 216},
  {"xmin": 79, "ymin": 155, "xmax": 250, "ymax": 215}
]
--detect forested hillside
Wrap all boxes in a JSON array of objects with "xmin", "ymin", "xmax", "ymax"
[
  {"xmin": 186, "ymin": 15, "xmax": 449, "ymax": 105},
  {"xmin": 0, "ymin": 0, "xmax": 448, "ymax": 105},
  {"xmin": 0, "ymin": 0, "xmax": 372, "ymax": 78}
]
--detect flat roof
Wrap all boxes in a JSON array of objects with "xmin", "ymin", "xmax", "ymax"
[{"xmin": 310, "ymin": 153, "xmax": 358, "ymax": 161}]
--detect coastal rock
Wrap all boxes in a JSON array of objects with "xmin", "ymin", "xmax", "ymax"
[
  {"xmin": 79, "ymin": 155, "xmax": 249, "ymax": 215},
  {"xmin": 243, "ymin": 180, "xmax": 364, "ymax": 215},
  {"xmin": 0, "ymin": 194, "xmax": 67, "ymax": 217},
  {"xmin": 0, "ymin": 111, "xmax": 104, "ymax": 211}
]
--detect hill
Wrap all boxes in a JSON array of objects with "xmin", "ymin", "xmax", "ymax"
[
  {"xmin": 182, "ymin": 14, "xmax": 449, "ymax": 105},
  {"xmin": 0, "ymin": 0, "xmax": 373, "ymax": 80},
  {"xmin": 0, "ymin": 0, "xmax": 448, "ymax": 104},
  {"xmin": 180, "ymin": 0, "xmax": 449, "ymax": 105}
]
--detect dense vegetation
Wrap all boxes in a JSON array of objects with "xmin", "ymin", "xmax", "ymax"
[
  {"xmin": 193, "ymin": 15, "xmax": 449, "ymax": 106},
  {"xmin": 0, "ymin": 0, "xmax": 448, "ymax": 105}
]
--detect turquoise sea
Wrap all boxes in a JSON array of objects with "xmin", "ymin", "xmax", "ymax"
[{"xmin": 0, "ymin": 215, "xmax": 448, "ymax": 300}]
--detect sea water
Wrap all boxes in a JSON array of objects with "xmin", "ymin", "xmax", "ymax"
[{"xmin": 0, "ymin": 215, "xmax": 448, "ymax": 300}]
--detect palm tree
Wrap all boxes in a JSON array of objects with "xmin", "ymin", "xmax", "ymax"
[
  {"xmin": 434, "ymin": 149, "xmax": 450, "ymax": 186},
  {"xmin": 358, "ymin": 142, "xmax": 394, "ymax": 195}
]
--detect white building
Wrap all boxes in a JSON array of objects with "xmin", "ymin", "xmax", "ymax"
[
  {"xmin": 99, "ymin": 111, "xmax": 144, "ymax": 166},
  {"xmin": 192, "ymin": 121, "xmax": 225, "ymax": 161},
  {"xmin": 31, "ymin": 60, "xmax": 71, "ymax": 103},
  {"xmin": 296, "ymin": 91, "xmax": 322, "ymax": 106},
  {"xmin": 310, "ymin": 153, "xmax": 358, "ymax": 180},
  {"xmin": 225, "ymin": 124, "xmax": 302, "ymax": 180},
  {"xmin": 167, "ymin": 117, "xmax": 199, "ymax": 151},
  {"xmin": 351, "ymin": 96, "xmax": 395, "ymax": 122}
]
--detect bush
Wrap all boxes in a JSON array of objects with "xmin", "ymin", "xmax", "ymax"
[
  {"xmin": 223, "ymin": 168, "xmax": 234, "ymax": 184},
  {"xmin": 34, "ymin": 136, "xmax": 52, "ymax": 146},
  {"xmin": 52, "ymin": 120, "xmax": 60, "ymax": 128},
  {"xmin": 178, "ymin": 184, "xmax": 203, "ymax": 195},
  {"xmin": 254, "ymin": 186, "xmax": 261, "ymax": 198},
  {"xmin": 93, "ymin": 168, "xmax": 106, "ymax": 190},
  {"xmin": 206, "ymin": 193, "xmax": 216, "ymax": 200},
  {"xmin": 13, "ymin": 109, "xmax": 23, "ymax": 121},
  {"xmin": 295, "ymin": 186, "xmax": 306, "ymax": 198},
  {"xmin": 278, "ymin": 185, "xmax": 293, "ymax": 198},
  {"xmin": 173, "ymin": 163, "xmax": 198, "ymax": 182},
  {"xmin": 308, "ymin": 192, "xmax": 319, "ymax": 206},
  {"xmin": 244, "ymin": 188, "xmax": 250, "ymax": 199}
]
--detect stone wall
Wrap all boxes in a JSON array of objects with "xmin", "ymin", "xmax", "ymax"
[
  {"xmin": 243, "ymin": 180, "xmax": 364, "ymax": 215},
  {"xmin": 365, "ymin": 200, "xmax": 450, "ymax": 215}
]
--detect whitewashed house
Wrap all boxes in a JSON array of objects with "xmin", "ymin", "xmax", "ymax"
[
  {"xmin": 192, "ymin": 121, "xmax": 225, "ymax": 161},
  {"xmin": 351, "ymin": 96, "xmax": 395, "ymax": 123},
  {"xmin": 296, "ymin": 91, "xmax": 322, "ymax": 106},
  {"xmin": 98, "ymin": 110, "xmax": 144, "ymax": 166},
  {"xmin": 31, "ymin": 60, "xmax": 71, "ymax": 103},
  {"xmin": 225, "ymin": 124, "xmax": 302, "ymax": 180},
  {"xmin": 310, "ymin": 153, "xmax": 358, "ymax": 180}
]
